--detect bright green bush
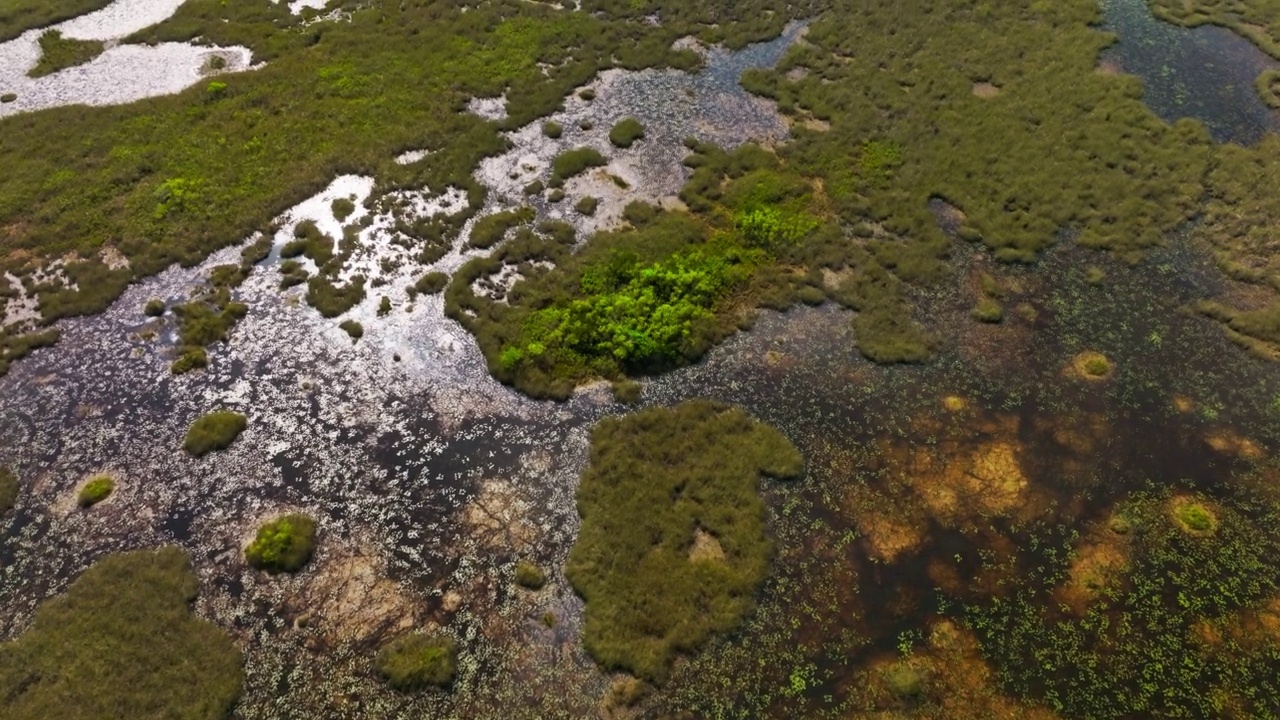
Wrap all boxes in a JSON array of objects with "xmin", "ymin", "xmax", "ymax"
[
  {"xmin": 567, "ymin": 401, "xmax": 804, "ymax": 682},
  {"xmin": 245, "ymin": 514, "xmax": 317, "ymax": 573},
  {"xmin": 376, "ymin": 633, "xmax": 458, "ymax": 690},
  {"xmin": 77, "ymin": 476, "xmax": 114, "ymax": 508},
  {"xmin": 0, "ymin": 547, "xmax": 243, "ymax": 720},
  {"xmin": 183, "ymin": 410, "xmax": 247, "ymax": 457}
]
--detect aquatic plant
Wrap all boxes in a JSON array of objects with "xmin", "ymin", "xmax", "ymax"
[
  {"xmin": 0, "ymin": 547, "xmax": 243, "ymax": 720},
  {"xmin": 245, "ymin": 514, "xmax": 317, "ymax": 574},
  {"xmin": 609, "ymin": 117, "xmax": 646, "ymax": 148},
  {"xmin": 515, "ymin": 561, "xmax": 547, "ymax": 590},
  {"xmin": 376, "ymin": 633, "xmax": 458, "ymax": 691},
  {"xmin": 77, "ymin": 475, "xmax": 114, "ymax": 508},
  {"xmin": 566, "ymin": 401, "xmax": 804, "ymax": 682},
  {"xmin": 183, "ymin": 410, "xmax": 247, "ymax": 457}
]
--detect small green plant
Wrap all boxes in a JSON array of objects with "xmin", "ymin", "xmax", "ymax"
[
  {"xmin": 1173, "ymin": 498, "xmax": 1218, "ymax": 535},
  {"xmin": 575, "ymin": 196, "xmax": 599, "ymax": 216},
  {"xmin": 971, "ymin": 297, "xmax": 1003, "ymax": 323},
  {"xmin": 378, "ymin": 296, "xmax": 392, "ymax": 317},
  {"xmin": 578, "ymin": 87, "xmax": 596, "ymax": 101},
  {"xmin": 882, "ymin": 662, "xmax": 925, "ymax": 698},
  {"xmin": 609, "ymin": 117, "xmax": 645, "ymax": 148},
  {"xmin": 206, "ymin": 81, "xmax": 228, "ymax": 98},
  {"xmin": 143, "ymin": 298, "xmax": 166, "ymax": 317},
  {"xmin": 183, "ymin": 410, "xmax": 247, "ymax": 457},
  {"xmin": 339, "ymin": 319, "xmax": 364, "ymax": 341},
  {"xmin": 170, "ymin": 347, "xmax": 208, "ymax": 375},
  {"xmin": 515, "ymin": 561, "xmax": 546, "ymax": 590},
  {"xmin": 414, "ymin": 272, "xmax": 448, "ymax": 295},
  {"xmin": 78, "ymin": 476, "xmax": 115, "ymax": 508},
  {"xmin": 376, "ymin": 633, "xmax": 458, "ymax": 690},
  {"xmin": 542, "ymin": 121, "xmax": 563, "ymax": 139},
  {"xmin": 245, "ymin": 514, "xmax": 317, "ymax": 573}
]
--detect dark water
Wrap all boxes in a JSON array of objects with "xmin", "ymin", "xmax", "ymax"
[{"xmin": 1100, "ymin": 0, "xmax": 1280, "ymax": 143}]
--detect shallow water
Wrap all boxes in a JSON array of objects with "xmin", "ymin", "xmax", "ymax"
[{"xmin": 1100, "ymin": 0, "xmax": 1280, "ymax": 143}]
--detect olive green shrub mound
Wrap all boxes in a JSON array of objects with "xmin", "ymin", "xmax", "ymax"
[
  {"xmin": 609, "ymin": 117, "xmax": 646, "ymax": 148},
  {"xmin": 0, "ymin": 547, "xmax": 243, "ymax": 720},
  {"xmin": 183, "ymin": 410, "xmax": 247, "ymax": 457},
  {"xmin": 550, "ymin": 147, "xmax": 607, "ymax": 187},
  {"xmin": 0, "ymin": 466, "xmax": 17, "ymax": 514},
  {"xmin": 245, "ymin": 514, "xmax": 316, "ymax": 573},
  {"xmin": 77, "ymin": 475, "xmax": 114, "ymax": 508},
  {"xmin": 515, "ymin": 560, "xmax": 547, "ymax": 590},
  {"xmin": 566, "ymin": 401, "xmax": 804, "ymax": 682},
  {"xmin": 0, "ymin": 0, "xmax": 112, "ymax": 43},
  {"xmin": 376, "ymin": 633, "xmax": 458, "ymax": 691},
  {"xmin": 29, "ymin": 30, "xmax": 104, "ymax": 77}
]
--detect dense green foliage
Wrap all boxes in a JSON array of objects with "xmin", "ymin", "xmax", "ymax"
[
  {"xmin": 29, "ymin": 30, "xmax": 104, "ymax": 77},
  {"xmin": 0, "ymin": 0, "xmax": 111, "ymax": 42},
  {"xmin": 412, "ymin": 271, "xmax": 449, "ymax": 296},
  {"xmin": 77, "ymin": 475, "xmax": 114, "ymax": 507},
  {"xmin": 339, "ymin": 319, "xmax": 364, "ymax": 341},
  {"xmin": 608, "ymin": 117, "xmax": 645, "ymax": 148},
  {"xmin": 966, "ymin": 490, "xmax": 1280, "ymax": 718},
  {"xmin": 468, "ymin": 207, "xmax": 534, "ymax": 250},
  {"xmin": 376, "ymin": 634, "xmax": 458, "ymax": 690},
  {"xmin": 0, "ymin": 466, "xmax": 17, "ymax": 514},
  {"xmin": 245, "ymin": 514, "xmax": 317, "ymax": 573},
  {"xmin": 566, "ymin": 401, "xmax": 804, "ymax": 682},
  {"xmin": 183, "ymin": 410, "xmax": 247, "ymax": 457},
  {"xmin": 550, "ymin": 147, "xmax": 608, "ymax": 187},
  {"xmin": 575, "ymin": 196, "xmax": 599, "ymax": 216},
  {"xmin": 0, "ymin": 547, "xmax": 243, "ymax": 720}
]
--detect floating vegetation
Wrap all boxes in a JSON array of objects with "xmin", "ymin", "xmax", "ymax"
[
  {"xmin": 245, "ymin": 514, "xmax": 317, "ymax": 574},
  {"xmin": 376, "ymin": 633, "xmax": 459, "ymax": 691},
  {"xmin": 77, "ymin": 475, "xmax": 114, "ymax": 508},
  {"xmin": 183, "ymin": 410, "xmax": 247, "ymax": 457}
]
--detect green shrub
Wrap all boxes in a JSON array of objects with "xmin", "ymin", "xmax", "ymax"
[
  {"xmin": 566, "ymin": 401, "xmax": 803, "ymax": 682},
  {"xmin": 183, "ymin": 410, "xmax": 247, "ymax": 457},
  {"xmin": 306, "ymin": 276, "xmax": 366, "ymax": 318},
  {"xmin": 78, "ymin": 476, "xmax": 115, "ymax": 508},
  {"xmin": 515, "ymin": 560, "xmax": 546, "ymax": 590},
  {"xmin": 548, "ymin": 188, "xmax": 566, "ymax": 203},
  {"xmin": 971, "ymin": 297, "xmax": 1003, "ymax": 323},
  {"xmin": 245, "ymin": 514, "xmax": 317, "ymax": 573},
  {"xmin": 339, "ymin": 319, "xmax": 364, "ymax": 341},
  {"xmin": 550, "ymin": 147, "xmax": 607, "ymax": 187},
  {"xmin": 611, "ymin": 379, "xmax": 641, "ymax": 404},
  {"xmin": 170, "ymin": 346, "xmax": 208, "ymax": 375},
  {"xmin": 0, "ymin": 93, "xmax": 14, "ymax": 103},
  {"xmin": 378, "ymin": 296, "xmax": 392, "ymax": 317},
  {"xmin": 0, "ymin": 466, "xmax": 17, "ymax": 514},
  {"xmin": 608, "ymin": 117, "xmax": 645, "ymax": 148},
  {"xmin": 468, "ymin": 207, "xmax": 534, "ymax": 250},
  {"xmin": 575, "ymin": 196, "xmax": 599, "ymax": 216},
  {"xmin": 331, "ymin": 197, "xmax": 356, "ymax": 221},
  {"xmin": 0, "ymin": 547, "xmax": 243, "ymax": 720},
  {"xmin": 543, "ymin": 121, "xmax": 563, "ymax": 138},
  {"xmin": 414, "ymin": 272, "xmax": 448, "ymax": 295},
  {"xmin": 578, "ymin": 88, "xmax": 597, "ymax": 101},
  {"xmin": 376, "ymin": 633, "xmax": 458, "ymax": 690},
  {"xmin": 143, "ymin": 298, "xmax": 166, "ymax": 317}
]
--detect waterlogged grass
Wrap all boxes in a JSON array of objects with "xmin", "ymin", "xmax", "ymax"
[
  {"xmin": 566, "ymin": 401, "xmax": 804, "ymax": 682},
  {"xmin": 183, "ymin": 410, "xmax": 247, "ymax": 457},
  {"xmin": 77, "ymin": 475, "xmax": 114, "ymax": 507},
  {"xmin": 29, "ymin": 30, "xmax": 104, "ymax": 78},
  {"xmin": 376, "ymin": 633, "xmax": 458, "ymax": 691},
  {"xmin": 1148, "ymin": 0, "xmax": 1280, "ymax": 57},
  {"xmin": 245, "ymin": 513, "xmax": 316, "ymax": 573},
  {"xmin": 0, "ymin": 547, "xmax": 243, "ymax": 720}
]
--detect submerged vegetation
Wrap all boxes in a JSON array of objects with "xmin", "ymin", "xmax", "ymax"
[
  {"xmin": 566, "ymin": 401, "xmax": 804, "ymax": 682},
  {"xmin": 0, "ymin": 547, "xmax": 243, "ymax": 720},
  {"xmin": 183, "ymin": 410, "xmax": 247, "ymax": 457},
  {"xmin": 245, "ymin": 514, "xmax": 317, "ymax": 573}
]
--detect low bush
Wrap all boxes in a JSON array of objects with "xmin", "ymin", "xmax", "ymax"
[
  {"xmin": 78, "ymin": 475, "xmax": 115, "ymax": 508},
  {"xmin": 567, "ymin": 401, "xmax": 804, "ymax": 682},
  {"xmin": 144, "ymin": 298, "xmax": 166, "ymax": 317},
  {"xmin": 414, "ymin": 272, "xmax": 448, "ymax": 295},
  {"xmin": 306, "ymin": 276, "xmax": 366, "ymax": 318},
  {"xmin": 611, "ymin": 379, "xmax": 641, "ymax": 404},
  {"xmin": 0, "ymin": 547, "xmax": 243, "ymax": 720},
  {"xmin": 331, "ymin": 197, "xmax": 356, "ymax": 222},
  {"xmin": 575, "ymin": 196, "xmax": 599, "ymax": 216},
  {"xmin": 245, "ymin": 514, "xmax": 317, "ymax": 573},
  {"xmin": 170, "ymin": 346, "xmax": 207, "ymax": 375},
  {"xmin": 550, "ymin": 147, "xmax": 607, "ymax": 187},
  {"xmin": 515, "ymin": 561, "xmax": 546, "ymax": 590},
  {"xmin": 971, "ymin": 297, "xmax": 1003, "ymax": 323},
  {"xmin": 29, "ymin": 30, "xmax": 104, "ymax": 77},
  {"xmin": 183, "ymin": 410, "xmax": 247, "ymax": 457},
  {"xmin": 376, "ymin": 633, "xmax": 458, "ymax": 690},
  {"xmin": 543, "ymin": 121, "xmax": 563, "ymax": 139},
  {"xmin": 608, "ymin": 117, "xmax": 645, "ymax": 148},
  {"xmin": 339, "ymin": 319, "xmax": 364, "ymax": 341}
]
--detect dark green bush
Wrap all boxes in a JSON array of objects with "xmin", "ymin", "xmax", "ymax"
[
  {"xmin": 414, "ymin": 272, "xmax": 448, "ymax": 295},
  {"xmin": 550, "ymin": 147, "xmax": 607, "ymax": 187},
  {"xmin": 543, "ymin": 121, "xmax": 563, "ymax": 139},
  {"xmin": 0, "ymin": 547, "xmax": 243, "ymax": 720},
  {"xmin": 245, "ymin": 514, "xmax": 316, "ymax": 573},
  {"xmin": 0, "ymin": 93, "xmax": 15, "ymax": 103},
  {"xmin": 183, "ymin": 410, "xmax": 247, "ymax": 457},
  {"xmin": 331, "ymin": 197, "xmax": 356, "ymax": 222},
  {"xmin": 143, "ymin": 298, "xmax": 166, "ymax": 317},
  {"xmin": 376, "ymin": 633, "xmax": 458, "ymax": 691},
  {"xmin": 339, "ymin": 319, "xmax": 364, "ymax": 341},
  {"xmin": 378, "ymin": 296, "xmax": 392, "ymax": 317},
  {"xmin": 608, "ymin": 117, "xmax": 645, "ymax": 148},
  {"xmin": 468, "ymin": 207, "xmax": 534, "ymax": 250},
  {"xmin": 567, "ymin": 401, "xmax": 804, "ymax": 682},
  {"xmin": 306, "ymin": 276, "xmax": 366, "ymax": 318},
  {"xmin": 170, "ymin": 346, "xmax": 207, "ymax": 375},
  {"xmin": 575, "ymin": 196, "xmax": 599, "ymax": 216},
  {"xmin": 77, "ymin": 476, "xmax": 115, "ymax": 508}
]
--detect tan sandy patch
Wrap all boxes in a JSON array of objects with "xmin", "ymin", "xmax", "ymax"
[
  {"xmin": 688, "ymin": 528, "xmax": 726, "ymax": 563},
  {"xmin": 972, "ymin": 82, "xmax": 1000, "ymax": 98},
  {"xmin": 463, "ymin": 478, "xmax": 538, "ymax": 550}
]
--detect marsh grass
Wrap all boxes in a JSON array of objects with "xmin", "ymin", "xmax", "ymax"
[
  {"xmin": 0, "ymin": 466, "xmax": 16, "ymax": 514},
  {"xmin": 183, "ymin": 410, "xmax": 247, "ymax": 457},
  {"xmin": 575, "ymin": 196, "xmax": 599, "ymax": 216},
  {"xmin": 77, "ymin": 475, "xmax": 114, "ymax": 508},
  {"xmin": 339, "ymin": 319, "xmax": 364, "ymax": 341},
  {"xmin": 245, "ymin": 513, "xmax": 316, "ymax": 573},
  {"xmin": 566, "ymin": 401, "xmax": 804, "ymax": 682},
  {"xmin": 550, "ymin": 147, "xmax": 607, "ymax": 187},
  {"xmin": 29, "ymin": 30, "xmax": 104, "ymax": 78},
  {"xmin": 0, "ymin": 547, "xmax": 243, "ymax": 720},
  {"xmin": 515, "ymin": 561, "xmax": 547, "ymax": 590},
  {"xmin": 608, "ymin": 117, "xmax": 646, "ymax": 148},
  {"xmin": 0, "ymin": 0, "xmax": 112, "ymax": 42},
  {"xmin": 376, "ymin": 633, "xmax": 458, "ymax": 691}
]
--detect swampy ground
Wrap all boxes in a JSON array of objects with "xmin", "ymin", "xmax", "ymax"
[{"xmin": 6, "ymin": 0, "xmax": 1280, "ymax": 718}]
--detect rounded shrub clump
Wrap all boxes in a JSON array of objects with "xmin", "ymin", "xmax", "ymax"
[
  {"xmin": 376, "ymin": 633, "xmax": 458, "ymax": 690},
  {"xmin": 575, "ymin": 196, "xmax": 599, "ymax": 216},
  {"xmin": 78, "ymin": 476, "xmax": 115, "ymax": 508},
  {"xmin": 882, "ymin": 662, "xmax": 926, "ymax": 698},
  {"xmin": 971, "ymin": 297, "xmax": 1003, "ymax": 323},
  {"xmin": 542, "ymin": 121, "xmax": 563, "ymax": 139},
  {"xmin": 183, "ymin": 410, "xmax": 247, "ymax": 457},
  {"xmin": 609, "ymin": 117, "xmax": 646, "ymax": 149},
  {"xmin": 515, "ymin": 560, "xmax": 546, "ymax": 590},
  {"xmin": 339, "ymin": 319, "xmax": 364, "ymax": 341},
  {"xmin": 245, "ymin": 514, "xmax": 317, "ymax": 573}
]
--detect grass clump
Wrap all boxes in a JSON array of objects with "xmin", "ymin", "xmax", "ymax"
[
  {"xmin": 1073, "ymin": 351, "xmax": 1113, "ymax": 379},
  {"xmin": 1172, "ymin": 496, "xmax": 1219, "ymax": 535},
  {"xmin": 542, "ymin": 121, "xmax": 563, "ymax": 139},
  {"xmin": 77, "ymin": 475, "xmax": 114, "ymax": 508},
  {"xmin": 376, "ymin": 633, "xmax": 458, "ymax": 690},
  {"xmin": 413, "ymin": 271, "xmax": 448, "ymax": 296},
  {"xmin": 29, "ymin": 30, "xmax": 104, "ymax": 77},
  {"xmin": 245, "ymin": 513, "xmax": 316, "ymax": 573},
  {"xmin": 566, "ymin": 401, "xmax": 804, "ymax": 682},
  {"xmin": 183, "ymin": 410, "xmax": 247, "ymax": 457},
  {"xmin": 339, "ymin": 319, "xmax": 364, "ymax": 341},
  {"xmin": 0, "ymin": 466, "xmax": 17, "ymax": 514},
  {"xmin": 550, "ymin": 147, "xmax": 607, "ymax": 187},
  {"xmin": 515, "ymin": 560, "xmax": 547, "ymax": 590},
  {"xmin": 575, "ymin": 196, "xmax": 599, "ymax": 216},
  {"xmin": 0, "ymin": 547, "xmax": 243, "ymax": 720},
  {"xmin": 331, "ymin": 197, "xmax": 355, "ymax": 222},
  {"xmin": 612, "ymin": 378, "xmax": 641, "ymax": 404},
  {"xmin": 608, "ymin": 117, "xmax": 646, "ymax": 148},
  {"xmin": 468, "ymin": 207, "xmax": 534, "ymax": 250},
  {"xmin": 971, "ymin": 297, "xmax": 1003, "ymax": 323},
  {"xmin": 143, "ymin": 298, "xmax": 166, "ymax": 317}
]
